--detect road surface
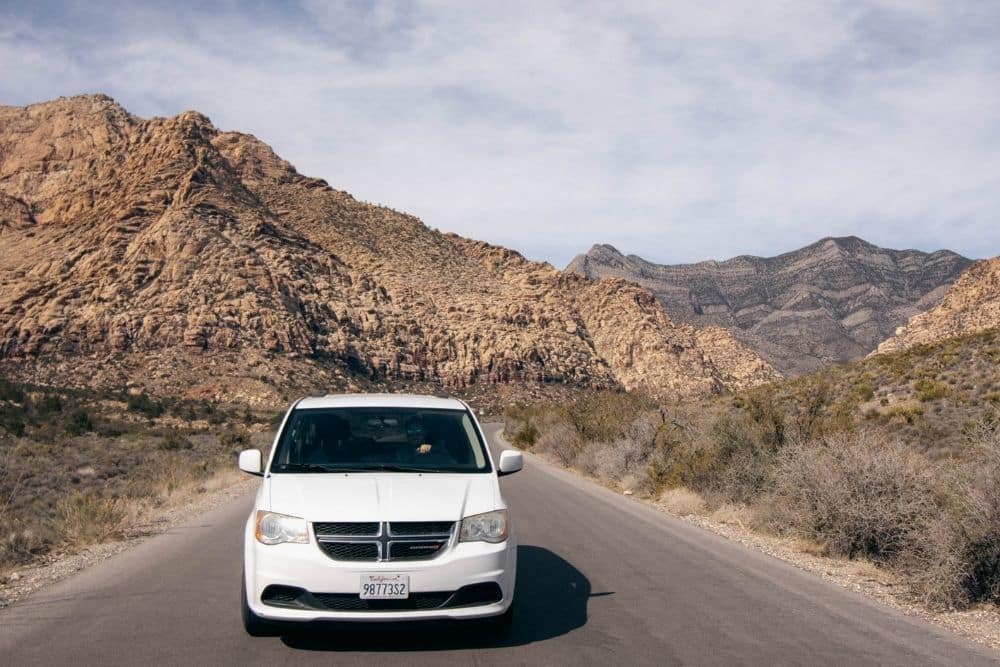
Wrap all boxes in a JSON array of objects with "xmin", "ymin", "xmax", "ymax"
[{"xmin": 1, "ymin": 424, "xmax": 997, "ymax": 665}]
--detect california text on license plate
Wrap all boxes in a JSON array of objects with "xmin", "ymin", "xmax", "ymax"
[{"xmin": 360, "ymin": 574, "xmax": 409, "ymax": 599}]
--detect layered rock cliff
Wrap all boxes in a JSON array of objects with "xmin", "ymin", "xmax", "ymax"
[
  {"xmin": 0, "ymin": 95, "xmax": 776, "ymax": 403},
  {"xmin": 873, "ymin": 257, "xmax": 1000, "ymax": 355},
  {"xmin": 567, "ymin": 238, "xmax": 971, "ymax": 375}
]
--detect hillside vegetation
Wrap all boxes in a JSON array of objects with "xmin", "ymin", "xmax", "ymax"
[
  {"xmin": 0, "ymin": 376, "xmax": 272, "ymax": 573},
  {"xmin": 505, "ymin": 329, "xmax": 1000, "ymax": 609}
]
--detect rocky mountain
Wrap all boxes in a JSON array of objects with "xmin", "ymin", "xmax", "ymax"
[
  {"xmin": 0, "ymin": 95, "xmax": 776, "ymax": 406},
  {"xmin": 566, "ymin": 238, "xmax": 971, "ymax": 375},
  {"xmin": 873, "ymin": 257, "xmax": 1000, "ymax": 355}
]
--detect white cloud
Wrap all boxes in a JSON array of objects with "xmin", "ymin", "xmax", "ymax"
[{"xmin": 1, "ymin": 0, "xmax": 998, "ymax": 264}]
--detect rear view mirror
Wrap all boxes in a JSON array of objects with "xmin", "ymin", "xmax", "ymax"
[
  {"xmin": 497, "ymin": 450, "xmax": 523, "ymax": 476},
  {"xmin": 239, "ymin": 449, "xmax": 263, "ymax": 476}
]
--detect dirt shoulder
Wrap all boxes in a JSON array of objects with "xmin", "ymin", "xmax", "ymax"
[{"xmin": 0, "ymin": 471, "xmax": 257, "ymax": 609}]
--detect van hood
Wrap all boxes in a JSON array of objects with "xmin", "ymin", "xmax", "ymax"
[{"xmin": 266, "ymin": 473, "xmax": 500, "ymax": 522}]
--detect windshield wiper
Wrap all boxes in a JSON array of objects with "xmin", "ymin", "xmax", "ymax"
[
  {"xmin": 276, "ymin": 462, "xmax": 454, "ymax": 473},
  {"xmin": 273, "ymin": 462, "xmax": 345, "ymax": 473},
  {"xmin": 366, "ymin": 464, "xmax": 449, "ymax": 473}
]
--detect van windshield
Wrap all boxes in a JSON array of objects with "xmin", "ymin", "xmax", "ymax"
[{"xmin": 269, "ymin": 407, "xmax": 491, "ymax": 474}]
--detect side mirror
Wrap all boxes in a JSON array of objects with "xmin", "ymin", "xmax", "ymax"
[
  {"xmin": 238, "ymin": 449, "xmax": 263, "ymax": 476},
  {"xmin": 497, "ymin": 450, "xmax": 523, "ymax": 476}
]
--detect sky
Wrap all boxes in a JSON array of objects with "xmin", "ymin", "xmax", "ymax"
[{"xmin": 1, "ymin": 0, "xmax": 998, "ymax": 266}]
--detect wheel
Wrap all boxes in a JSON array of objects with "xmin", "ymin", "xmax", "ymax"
[{"xmin": 241, "ymin": 574, "xmax": 278, "ymax": 637}]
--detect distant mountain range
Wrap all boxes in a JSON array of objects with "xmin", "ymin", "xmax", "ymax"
[
  {"xmin": 567, "ymin": 237, "xmax": 972, "ymax": 375},
  {"xmin": 0, "ymin": 95, "xmax": 776, "ymax": 405}
]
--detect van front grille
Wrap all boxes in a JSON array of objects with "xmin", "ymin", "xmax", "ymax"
[{"xmin": 313, "ymin": 520, "xmax": 455, "ymax": 562}]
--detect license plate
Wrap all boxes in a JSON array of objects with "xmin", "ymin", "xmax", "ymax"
[{"xmin": 360, "ymin": 574, "xmax": 409, "ymax": 599}]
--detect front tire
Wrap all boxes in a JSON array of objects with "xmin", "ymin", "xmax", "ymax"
[{"xmin": 241, "ymin": 574, "xmax": 277, "ymax": 637}]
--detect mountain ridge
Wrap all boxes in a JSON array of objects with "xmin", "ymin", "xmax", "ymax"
[
  {"xmin": 566, "ymin": 236, "xmax": 972, "ymax": 375},
  {"xmin": 0, "ymin": 94, "xmax": 776, "ymax": 405}
]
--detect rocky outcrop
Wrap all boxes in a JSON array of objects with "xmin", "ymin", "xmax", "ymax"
[
  {"xmin": 567, "ymin": 238, "xmax": 971, "ymax": 375},
  {"xmin": 0, "ymin": 95, "xmax": 776, "ymax": 402},
  {"xmin": 873, "ymin": 257, "xmax": 1000, "ymax": 355}
]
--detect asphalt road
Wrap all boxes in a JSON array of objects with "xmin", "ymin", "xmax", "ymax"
[{"xmin": 1, "ymin": 424, "xmax": 998, "ymax": 666}]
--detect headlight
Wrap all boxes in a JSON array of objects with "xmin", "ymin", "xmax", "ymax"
[
  {"xmin": 460, "ymin": 509, "xmax": 509, "ymax": 543},
  {"xmin": 254, "ymin": 510, "xmax": 308, "ymax": 545}
]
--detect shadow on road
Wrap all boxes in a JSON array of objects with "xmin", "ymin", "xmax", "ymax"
[{"xmin": 280, "ymin": 545, "xmax": 606, "ymax": 651}]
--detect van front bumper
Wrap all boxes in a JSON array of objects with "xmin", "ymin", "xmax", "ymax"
[{"xmin": 243, "ymin": 518, "xmax": 517, "ymax": 623}]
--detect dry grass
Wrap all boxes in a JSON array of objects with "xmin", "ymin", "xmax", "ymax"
[
  {"xmin": 55, "ymin": 493, "xmax": 127, "ymax": 547},
  {"xmin": 658, "ymin": 487, "xmax": 708, "ymax": 516}
]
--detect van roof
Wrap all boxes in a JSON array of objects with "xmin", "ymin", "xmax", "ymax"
[{"xmin": 294, "ymin": 393, "xmax": 467, "ymax": 411}]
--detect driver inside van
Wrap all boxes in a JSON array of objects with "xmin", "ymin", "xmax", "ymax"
[
  {"xmin": 405, "ymin": 417, "xmax": 434, "ymax": 456},
  {"xmin": 403, "ymin": 416, "xmax": 459, "ymax": 466}
]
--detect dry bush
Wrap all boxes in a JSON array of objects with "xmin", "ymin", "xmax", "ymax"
[
  {"xmin": 698, "ymin": 411, "xmax": 782, "ymax": 504},
  {"xmin": 763, "ymin": 430, "xmax": 936, "ymax": 563},
  {"xmin": 570, "ymin": 410, "xmax": 663, "ymax": 493},
  {"xmin": 573, "ymin": 444, "xmax": 601, "ymax": 477},
  {"xmin": 658, "ymin": 487, "xmax": 707, "ymax": 516},
  {"xmin": 53, "ymin": 492, "xmax": 127, "ymax": 547},
  {"xmin": 905, "ymin": 422, "xmax": 1000, "ymax": 608},
  {"xmin": 534, "ymin": 420, "xmax": 582, "ymax": 465},
  {"xmin": 593, "ymin": 436, "xmax": 646, "ymax": 480},
  {"xmin": 0, "ymin": 526, "xmax": 52, "ymax": 569}
]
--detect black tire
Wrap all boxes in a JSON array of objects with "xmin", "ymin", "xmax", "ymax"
[{"xmin": 241, "ymin": 574, "xmax": 278, "ymax": 637}]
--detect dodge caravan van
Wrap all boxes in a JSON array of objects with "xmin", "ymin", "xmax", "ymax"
[{"xmin": 239, "ymin": 394, "xmax": 522, "ymax": 635}]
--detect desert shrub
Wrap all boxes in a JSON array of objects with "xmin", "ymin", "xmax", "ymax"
[
  {"xmin": 591, "ymin": 436, "xmax": 642, "ymax": 480},
  {"xmin": 0, "ymin": 406, "xmax": 26, "ymax": 437},
  {"xmin": 564, "ymin": 391, "xmax": 652, "ymax": 442},
  {"xmin": 200, "ymin": 401, "xmax": 227, "ymax": 425},
  {"xmin": 534, "ymin": 420, "xmax": 582, "ymax": 465},
  {"xmin": 0, "ymin": 526, "xmax": 52, "ymax": 568},
  {"xmin": 0, "ymin": 378, "xmax": 25, "ymax": 403},
  {"xmin": 35, "ymin": 393, "xmax": 63, "ymax": 415},
  {"xmin": 884, "ymin": 404, "xmax": 924, "ymax": 423},
  {"xmin": 511, "ymin": 421, "xmax": 539, "ymax": 448},
  {"xmin": 159, "ymin": 430, "xmax": 193, "ymax": 451},
  {"xmin": 127, "ymin": 392, "xmax": 164, "ymax": 418},
  {"xmin": 658, "ymin": 487, "xmax": 707, "ymax": 516},
  {"xmin": 67, "ymin": 409, "xmax": 93, "ymax": 435},
  {"xmin": 53, "ymin": 492, "xmax": 126, "ymax": 546},
  {"xmin": 701, "ymin": 412, "xmax": 781, "ymax": 503},
  {"xmin": 914, "ymin": 379, "xmax": 950, "ymax": 403},
  {"xmin": 905, "ymin": 422, "xmax": 1000, "ymax": 608},
  {"xmin": 764, "ymin": 430, "xmax": 936, "ymax": 563},
  {"xmin": 855, "ymin": 382, "xmax": 875, "ymax": 402},
  {"xmin": 219, "ymin": 431, "xmax": 249, "ymax": 451}
]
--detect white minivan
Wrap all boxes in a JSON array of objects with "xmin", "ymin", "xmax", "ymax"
[{"xmin": 238, "ymin": 393, "xmax": 522, "ymax": 636}]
